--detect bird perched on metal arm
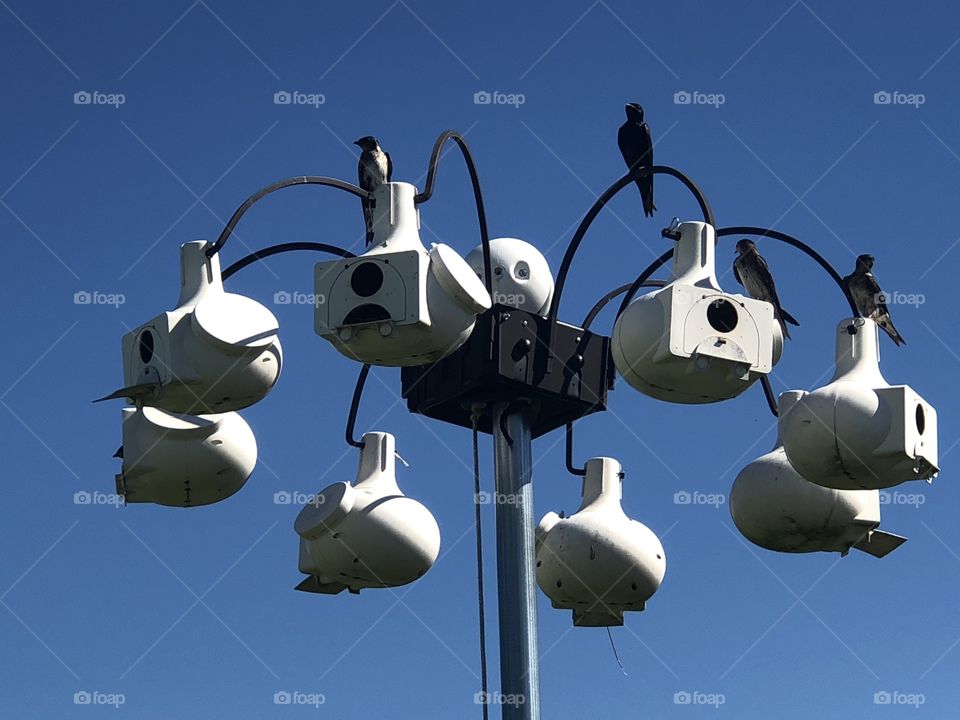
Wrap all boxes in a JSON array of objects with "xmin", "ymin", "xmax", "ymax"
[
  {"xmin": 733, "ymin": 239, "xmax": 800, "ymax": 340},
  {"xmin": 618, "ymin": 103, "xmax": 656, "ymax": 217}
]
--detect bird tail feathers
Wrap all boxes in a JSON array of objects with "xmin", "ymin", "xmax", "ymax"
[
  {"xmin": 778, "ymin": 316, "xmax": 792, "ymax": 341},
  {"xmin": 779, "ymin": 308, "xmax": 800, "ymax": 326},
  {"xmin": 361, "ymin": 198, "xmax": 374, "ymax": 245}
]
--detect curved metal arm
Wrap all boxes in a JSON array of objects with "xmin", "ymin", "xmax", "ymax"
[
  {"xmin": 414, "ymin": 130, "xmax": 493, "ymax": 294},
  {"xmin": 582, "ymin": 278, "xmax": 666, "ymax": 331},
  {"xmin": 221, "ymin": 242, "xmax": 356, "ymax": 281},
  {"xmin": 549, "ymin": 166, "xmax": 713, "ymax": 323},
  {"xmin": 597, "ymin": 227, "xmax": 833, "ymax": 420},
  {"xmin": 565, "ymin": 423, "xmax": 586, "ymax": 476},
  {"xmin": 217, "ymin": 240, "xmax": 370, "ymax": 448},
  {"xmin": 615, "ymin": 249, "xmax": 675, "ymax": 320},
  {"xmin": 206, "ymin": 176, "xmax": 369, "ymax": 259},
  {"xmin": 345, "ymin": 364, "xmax": 371, "ymax": 449},
  {"xmin": 547, "ymin": 166, "xmax": 713, "ymax": 366},
  {"xmin": 717, "ymin": 226, "xmax": 853, "ymax": 418},
  {"xmin": 716, "ymin": 226, "xmax": 857, "ymax": 316},
  {"xmin": 759, "ymin": 376, "xmax": 779, "ymax": 417}
]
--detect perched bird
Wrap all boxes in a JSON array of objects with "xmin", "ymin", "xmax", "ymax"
[
  {"xmin": 843, "ymin": 254, "xmax": 905, "ymax": 346},
  {"xmin": 354, "ymin": 136, "xmax": 393, "ymax": 244},
  {"xmin": 733, "ymin": 239, "xmax": 800, "ymax": 340},
  {"xmin": 617, "ymin": 103, "xmax": 655, "ymax": 217}
]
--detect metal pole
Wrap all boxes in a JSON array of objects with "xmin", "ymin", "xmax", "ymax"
[{"xmin": 492, "ymin": 400, "xmax": 540, "ymax": 720}]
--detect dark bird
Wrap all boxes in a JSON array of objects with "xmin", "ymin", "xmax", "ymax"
[
  {"xmin": 843, "ymin": 254, "xmax": 905, "ymax": 346},
  {"xmin": 733, "ymin": 239, "xmax": 800, "ymax": 340},
  {"xmin": 355, "ymin": 136, "xmax": 393, "ymax": 245},
  {"xmin": 617, "ymin": 103, "xmax": 655, "ymax": 217}
]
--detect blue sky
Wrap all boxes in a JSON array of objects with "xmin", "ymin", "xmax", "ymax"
[{"xmin": 1, "ymin": 1, "xmax": 959, "ymax": 717}]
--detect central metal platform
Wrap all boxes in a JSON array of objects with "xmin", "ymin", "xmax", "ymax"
[{"xmin": 401, "ymin": 304, "xmax": 614, "ymax": 438}]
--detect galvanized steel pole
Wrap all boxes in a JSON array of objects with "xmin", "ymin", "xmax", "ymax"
[{"xmin": 492, "ymin": 400, "xmax": 540, "ymax": 720}]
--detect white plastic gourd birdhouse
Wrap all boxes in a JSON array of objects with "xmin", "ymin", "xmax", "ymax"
[
  {"xmin": 314, "ymin": 182, "xmax": 491, "ymax": 366},
  {"xmin": 780, "ymin": 318, "xmax": 938, "ymax": 491},
  {"xmin": 466, "ymin": 237, "xmax": 554, "ymax": 315},
  {"xmin": 116, "ymin": 406, "xmax": 257, "ymax": 507},
  {"xmin": 731, "ymin": 391, "xmax": 907, "ymax": 557},
  {"xmin": 612, "ymin": 221, "xmax": 782, "ymax": 403},
  {"xmin": 294, "ymin": 432, "xmax": 440, "ymax": 594},
  {"xmin": 118, "ymin": 240, "xmax": 283, "ymax": 414},
  {"xmin": 536, "ymin": 457, "xmax": 665, "ymax": 626}
]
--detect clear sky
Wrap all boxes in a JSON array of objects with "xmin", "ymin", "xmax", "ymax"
[{"xmin": 1, "ymin": 1, "xmax": 958, "ymax": 717}]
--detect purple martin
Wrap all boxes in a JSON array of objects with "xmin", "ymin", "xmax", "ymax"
[
  {"xmin": 843, "ymin": 254, "xmax": 905, "ymax": 346},
  {"xmin": 355, "ymin": 136, "xmax": 392, "ymax": 245},
  {"xmin": 733, "ymin": 239, "xmax": 800, "ymax": 340},
  {"xmin": 617, "ymin": 103, "xmax": 655, "ymax": 217}
]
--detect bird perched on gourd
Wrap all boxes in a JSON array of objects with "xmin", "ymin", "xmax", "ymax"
[
  {"xmin": 843, "ymin": 254, "xmax": 905, "ymax": 346},
  {"xmin": 355, "ymin": 136, "xmax": 392, "ymax": 245}
]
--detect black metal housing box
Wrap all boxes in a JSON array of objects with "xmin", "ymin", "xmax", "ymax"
[{"xmin": 401, "ymin": 305, "xmax": 614, "ymax": 438}]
